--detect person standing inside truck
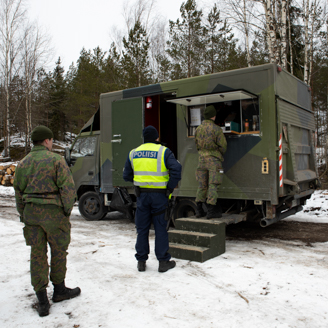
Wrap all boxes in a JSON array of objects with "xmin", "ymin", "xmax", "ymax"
[
  {"xmin": 13, "ymin": 126, "xmax": 81, "ymax": 317},
  {"xmin": 195, "ymin": 105, "xmax": 227, "ymax": 219},
  {"xmin": 123, "ymin": 125, "xmax": 182, "ymax": 273}
]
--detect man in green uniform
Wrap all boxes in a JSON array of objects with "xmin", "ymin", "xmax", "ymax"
[
  {"xmin": 195, "ymin": 105, "xmax": 227, "ymax": 219},
  {"xmin": 13, "ymin": 126, "xmax": 81, "ymax": 317}
]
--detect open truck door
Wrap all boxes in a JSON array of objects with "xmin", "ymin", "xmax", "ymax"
[{"xmin": 111, "ymin": 97, "xmax": 143, "ymax": 186}]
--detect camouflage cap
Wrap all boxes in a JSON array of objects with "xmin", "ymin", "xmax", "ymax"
[
  {"xmin": 204, "ymin": 105, "xmax": 216, "ymax": 119},
  {"xmin": 31, "ymin": 125, "xmax": 54, "ymax": 141}
]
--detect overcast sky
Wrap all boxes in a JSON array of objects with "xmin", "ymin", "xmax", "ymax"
[{"xmin": 28, "ymin": 0, "xmax": 211, "ymax": 71}]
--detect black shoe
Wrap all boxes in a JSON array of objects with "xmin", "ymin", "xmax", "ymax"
[
  {"xmin": 52, "ymin": 281, "xmax": 81, "ymax": 303},
  {"xmin": 158, "ymin": 260, "xmax": 176, "ymax": 273},
  {"xmin": 137, "ymin": 261, "xmax": 146, "ymax": 272},
  {"xmin": 36, "ymin": 290, "xmax": 50, "ymax": 317},
  {"xmin": 195, "ymin": 202, "xmax": 206, "ymax": 218},
  {"xmin": 207, "ymin": 204, "xmax": 222, "ymax": 219}
]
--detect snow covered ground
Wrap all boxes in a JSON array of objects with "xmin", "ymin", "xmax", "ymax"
[
  {"xmin": 1, "ymin": 132, "xmax": 75, "ymax": 157},
  {"xmin": 0, "ymin": 187, "xmax": 327, "ymax": 328}
]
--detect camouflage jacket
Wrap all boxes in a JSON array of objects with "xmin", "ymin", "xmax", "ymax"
[
  {"xmin": 195, "ymin": 119, "xmax": 227, "ymax": 161},
  {"xmin": 13, "ymin": 145, "xmax": 76, "ymax": 218}
]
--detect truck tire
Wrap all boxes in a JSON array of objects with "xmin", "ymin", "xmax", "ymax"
[
  {"xmin": 79, "ymin": 191, "xmax": 108, "ymax": 221},
  {"xmin": 173, "ymin": 199, "xmax": 198, "ymax": 220}
]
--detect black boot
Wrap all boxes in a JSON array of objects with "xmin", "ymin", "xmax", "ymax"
[
  {"xmin": 195, "ymin": 202, "xmax": 206, "ymax": 218},
  {"xmin": 36, "ymin": 290, "xmax": 50, "ymax": 317},
  {"xmin": 52, "ymin": 281, "xmax": 81, "ymax": 303},
  {"xmin": 215, "ymin": 201, "xmax": 223, "ymax": 217},
  {"xmin": 207, "ymin": 204, "xmax": 222, "ymax": 219},
  {"xmin": 137, "ymin": 261, "xmax": 146, "ymax": 272},
  {"xmin": 158, "ymin": 260, "xmax": 176, "ymax": 273}
]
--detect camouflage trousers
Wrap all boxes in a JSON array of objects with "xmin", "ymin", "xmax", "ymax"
[
  {"xmin": 195, "ymin": 157, "xmax": 223, "ymax": 205},
  {"xmin": 23, "ymin": 203, "xmax": 71, "ymax": 293}
]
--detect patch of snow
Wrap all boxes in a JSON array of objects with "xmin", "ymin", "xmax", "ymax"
[
  {"xmin": 1, "ymin": 169, "xmax": 328, "ymax": 326},
  {"xmin": 0, "ymin": 186, "xmax": 15, "ymax": 197},
  {"xmin": 1, "ymin": 131, "xmax": 76, "ymax": 150},
  {"xmin": 285, "ymin": 190, "xmax": 328, "ymax": 223},
  {"xmin": 0, "ymin": 200, "xmax": 327, "ymax": 327}
]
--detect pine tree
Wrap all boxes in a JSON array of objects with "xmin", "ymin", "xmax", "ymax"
[
  {"xmin": 155, "ymin": 54, "xmax": 171, "ymax": 82},
  {"xmin": 121, "ymin": 21, "xmax": 150, "ymax": 88},
  {"xmin": 166, "ymin": 0, "xmax": 204, "ymax": 79},
  {"xmin": 49, "ymin": 58, "xmax": 67, "ymax": 140},
  {"xmin": 203, "ymin": 3, "xmax": 236, "ymax": 74},
  {"xmin": 103, "ymin": 43, "xmax": 123, "ymax": 92}
]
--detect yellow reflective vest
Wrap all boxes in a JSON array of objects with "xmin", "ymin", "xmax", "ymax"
[{"xmin": 129, "ymin": 143, "xmax": 169, "ymax": 189}]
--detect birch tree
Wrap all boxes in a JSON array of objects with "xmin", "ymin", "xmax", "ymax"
[
  {"xmin": 281, "ymin": 0, "xmax": 288, "ymax": 68},
  {"xmin": 122, "ymin": 0, "xmax": 156, "ymax": 32},
  {"xmin": 304, "ymin": 0, "xmax": 310, "ymax": 84},
  {"xmin": 0, "ymin": 0, "xmax": 26, "ymax": 157},
  {"xmin": 22, "ymin": 23, "xmax": 52, "ymax": 153},
  {"xmin": 287, "ymin": 2, "xmax": 294, "ymax": 74},
  {"xmin": 262, "ymin": 0, "xmax": 278, "ymax": 63},
  {"xmin": 223, "ymin": 0, "xmax": 258, "ymax": 67},
  {"xmin": 303, "ymin": 0, "xmax": 324, "ymax": 85}
]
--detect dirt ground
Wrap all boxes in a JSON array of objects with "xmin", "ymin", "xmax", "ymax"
[{"xmin": 226, "ymin": 220, "xmax": 328, "ymax": 245}]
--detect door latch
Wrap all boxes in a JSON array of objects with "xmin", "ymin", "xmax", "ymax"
[{"xmin": 111, "ymin": 139, "xmax": 122, "ymax": 144}]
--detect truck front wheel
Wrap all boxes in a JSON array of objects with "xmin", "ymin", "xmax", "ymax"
[
  {"xmin": 173, "ymin": 199, "xmax": 198, "ymax": 220},
  {"xmin": 79, "ymin": 191, "xmax": 107, "ymax": 221}
]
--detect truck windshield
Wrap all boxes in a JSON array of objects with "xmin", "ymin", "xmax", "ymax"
[{"xmin": 71, "ymin": 136, "xmax": 97, "ymax": 158}]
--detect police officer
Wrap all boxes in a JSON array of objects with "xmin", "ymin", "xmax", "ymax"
[
  {"xmin": 195, "ymin": 105, "xmax": 227, "ymax": 219},
  {"xmin": 123, "ymin": 125, "xmax": 181, "ymax": 273},
  {"xmin": 13, "ymin": 126, "xmax": 81, "ymax": 317}
]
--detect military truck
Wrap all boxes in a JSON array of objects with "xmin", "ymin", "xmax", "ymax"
[{"xmin": 65, "ymin": 63, "xmax": 319, "ymax": 227}]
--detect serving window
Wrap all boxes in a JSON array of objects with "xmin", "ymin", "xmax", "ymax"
[{"xmin": 167, "ymin": 90, "xmax": 260, "ymax": 137}]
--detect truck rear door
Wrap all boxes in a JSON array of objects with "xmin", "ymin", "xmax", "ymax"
[{"xmin": 111, "ymin": 97, "xmax": 143, "ymax": 186}]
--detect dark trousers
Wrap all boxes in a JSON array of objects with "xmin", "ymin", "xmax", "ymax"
[{"xmin": 135, "ymin": 192, "xmax": 171, "ymax": 262}]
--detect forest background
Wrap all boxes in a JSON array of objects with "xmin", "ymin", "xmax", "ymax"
[{"xmin": 0, "ymin": 0, "xmax": 328, "ymax": 171}]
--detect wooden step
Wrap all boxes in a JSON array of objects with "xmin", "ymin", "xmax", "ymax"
[
  {"xmin": 169, "ymin": 243, "xmax": 214, "ymax": 263},
  {"xmin": 170, "ymin": 217, "xmax": 226, "ymax": 262},
  {"xmin": 169, "ymin": 230, "xmax": 220, "ymax": 248},
  {"xmin": 175, "ymin": 218, "xmax": 226, "ymax": 234}
]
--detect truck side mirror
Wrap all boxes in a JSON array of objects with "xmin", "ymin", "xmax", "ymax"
[{"xmin": 65, "ymin": 147, "xmax": 71, "ymax": 166}]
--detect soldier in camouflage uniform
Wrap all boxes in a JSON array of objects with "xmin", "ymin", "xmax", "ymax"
[
  {"xmin": 13, "ymin": 126, "xmax": 81, "ymax": 317},
  {"xmin": 195, "ymin": 105, "xmax": 227, "ymax": 219}
]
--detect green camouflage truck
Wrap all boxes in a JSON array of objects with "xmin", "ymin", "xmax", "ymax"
[{"xmin": 65, "ymin": 63, "xmax": 319, "ymax": 227}]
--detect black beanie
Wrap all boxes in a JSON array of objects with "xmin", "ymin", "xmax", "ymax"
[
  {"xmin": 31, "ymin": 125, "xmax": 54, "ymax": 141},
  {"xmin": 143, "ymin": 125, "xmax": 159, "ymax": 142}
]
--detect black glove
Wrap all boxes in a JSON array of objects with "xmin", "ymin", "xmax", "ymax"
[{"xmin": 166, "ymin": 188, "xmax": 173, "ymax": 198}]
